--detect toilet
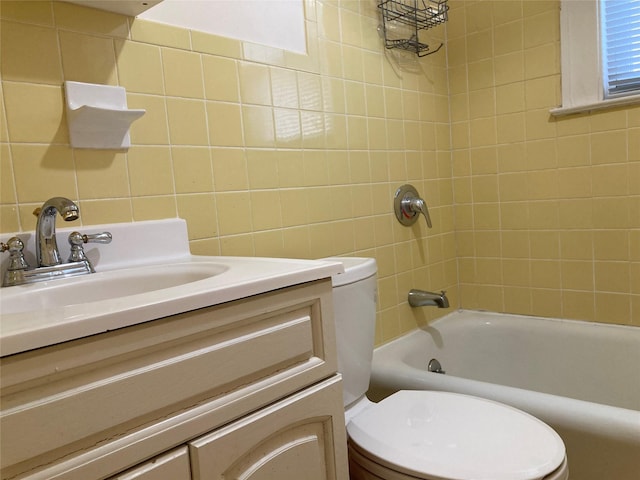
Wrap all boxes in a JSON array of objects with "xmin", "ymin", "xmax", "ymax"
[{"xmin": 324, "ymin": 257, "xmax": 569, "ymax": 480}]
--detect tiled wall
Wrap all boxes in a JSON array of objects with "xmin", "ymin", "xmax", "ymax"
[
  {"xmin": 1, "ymin": 0, "xmax": 637, "ymax": 333},
  {"xmin": 447, "ymin": 0, "xmax": 639, "ymax": 325},
  {"xmin": 0, "ymin": 0, "xmax": 457, "ymax": 343}
]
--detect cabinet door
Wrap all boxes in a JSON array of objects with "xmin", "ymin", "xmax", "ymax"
[
  {"xmin": 190, "ymin": 376, "xmax": 348, "ymax": 480},
  {"xmin": 109, "ymin": 447, "xmax": 191, "ymax": 480}
]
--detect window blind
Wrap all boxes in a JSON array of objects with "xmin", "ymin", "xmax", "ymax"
[{"xmin": 601, "ymin": 0, "xmax": 640, "ymax": 97}]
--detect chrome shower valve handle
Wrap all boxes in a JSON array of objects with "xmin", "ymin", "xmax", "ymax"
[
  {"xmin": 394, "ymin": 184, "xmax": 433, "ymax": 227},
  {"xmin": 406, "ymin": 195, "xmax": 433, "ymax": 228}
]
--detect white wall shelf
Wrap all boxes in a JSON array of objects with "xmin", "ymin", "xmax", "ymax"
[{"xmin": 64, "ymin": 0, "xmax": 162, "ymax": 17}]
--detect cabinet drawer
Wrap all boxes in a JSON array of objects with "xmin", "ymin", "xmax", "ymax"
[
  {"xmin": 1, "ymin": 280, "xmax": 336, "ymax": 479},
  {"xmin": 190, "ymin": 375, "xmax": 348, "ymax": 480}
]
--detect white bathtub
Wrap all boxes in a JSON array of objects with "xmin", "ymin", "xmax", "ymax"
[{"xmin": 369, "ymin": 310, "xmax": 640, "ymax": 480}]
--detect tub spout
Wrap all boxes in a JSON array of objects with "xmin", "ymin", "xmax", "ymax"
[{"xmin": 408, "ymin": 289, "xmax": 449, "ymax": 308}]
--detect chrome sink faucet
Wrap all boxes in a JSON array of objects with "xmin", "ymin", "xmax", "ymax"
[
  {"xmin": 2, "ymin": 197, "xmax": 112, "ymax": 287},
  {"xmin": 35, "ymin": 197, "xmax": 80, "ymax": 267},
  {"xmin": 408, "ymin": 289, "xmax": 450, "ymax": 308}
]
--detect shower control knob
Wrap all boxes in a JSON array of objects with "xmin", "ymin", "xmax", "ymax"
[{"xmin": 394, "ymin": 184, "xmax": 433, "ymax": 228}]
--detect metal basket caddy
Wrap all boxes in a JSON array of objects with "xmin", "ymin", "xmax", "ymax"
[{"xmin": 378, "ymin": 0, "xmax": 449, "ymax": 56}]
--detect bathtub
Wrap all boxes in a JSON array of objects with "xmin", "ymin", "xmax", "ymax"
[{"xmin": 368, "ymin": 310, "xmax": 640, "ymax": 480}]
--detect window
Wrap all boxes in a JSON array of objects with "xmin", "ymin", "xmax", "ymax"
[
  {"xmin": 552, "ymin": 0, "xmax": 640, "ymax": 116},
  {"xmin": 601, "ymin": 0, "xmax": 640, "ymax": 99}
]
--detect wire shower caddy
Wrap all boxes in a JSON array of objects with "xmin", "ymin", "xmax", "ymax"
[{"xmin": 378, "ymin": 0, "xmax": 449, "ymax": 57}]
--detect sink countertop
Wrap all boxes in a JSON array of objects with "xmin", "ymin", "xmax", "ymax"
[{"xmin": 0, "ymin": 219, "xmax": 343, "ymax": 356}]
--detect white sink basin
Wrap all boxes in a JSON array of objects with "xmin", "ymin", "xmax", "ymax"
[{"xmin": 0, "ymin": 262, "xmax": 229, "ymax": 315}]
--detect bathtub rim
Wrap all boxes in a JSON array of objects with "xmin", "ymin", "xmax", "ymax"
[
  {"xmin": 399, "ymin": 308, "xmax": 640, "ymax": 335},
  {"xmin": 370, "ymin": 309, "xmax": 640, "ymax": 445}
]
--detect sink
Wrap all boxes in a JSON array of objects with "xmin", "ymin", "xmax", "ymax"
[
  {"xmin": 0, "ymin": 218, "xmax": 343, "ymax": 358},
  {"xmin": 1, "ymin": 262, "xmax": 228, "ymax": 315}
]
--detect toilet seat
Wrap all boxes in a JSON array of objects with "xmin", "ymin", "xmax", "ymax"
[
  {"xmin": 348, "ymin": 443, "xmax": 568, "ymax": 480},
  {"xmin": 347, "ymin": 390, "xmax": 567, "ymax": 480}
]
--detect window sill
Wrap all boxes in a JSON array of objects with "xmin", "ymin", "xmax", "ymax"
[{"xmin": 550, "ymin": 93, "xmax": 640, "ymax": 117}]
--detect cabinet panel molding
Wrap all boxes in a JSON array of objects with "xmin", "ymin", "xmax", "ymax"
[
  {"xmin": 1, "ymin": 280, "xmax": 339, "ymax": 480},
  {"xmin": 190, "ymin": 376, "xmax": 348, "ymax": 480},
  {"xmin": 109, "ymin": 447, "xmax": 191, "ymax": 480}
]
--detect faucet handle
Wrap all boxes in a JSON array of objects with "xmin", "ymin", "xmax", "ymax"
[
  {"xmin": 1, "ymin": 237, "xmax": 30, "ymax": 271},
  {"xmin": 408, "ymin": 196, "xmax": 433, "ymax": 228},
  {"xmin": 394, "ymin": 184, "xmax": 433, "ymax": 228},
  {"xmin": 82, "ymin": 231, "xmax": 113, "ymax": 244},
  {"xmin": 2, "ymin": 237, "xmax": 31, "ymax": 287},
  {"xmin": 68, "ymin": 231, "xmax": 112, "ymax": 263}
]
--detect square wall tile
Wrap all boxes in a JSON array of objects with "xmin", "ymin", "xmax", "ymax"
[
  {"xmin": 207, "ymin": 101, "xmax": 244, "ymax": 147},
  {"xmin": 59, "ymin": 31, "xmax": 117, "ymax": 85},
  {"xmin": 246, "ymin": 149, "xmax": 279, "ymax": 189},
  {"xmin": 191, "ymin": 30, "xmax": 242, "ymax": 58},
  {"xmin": 3, "ymin": 82, "xmax": 67, "ymax": 143},
  {"xmin": 281, "ymin": 226, "xmax": 310, "ymax": 258},
  {"xmin": 203, "ymin": 56, "xmax": 239, "ymax": 102},
  {"xmin": 216, "ymin": 191, "xmax": 252, "ymax": 235},
  {"xmin": 11, "ymin": 145, "xmax": 76, "ymax": 203},
  {"xmin": 130, "ymin": 18, "xmax": 190, "ymax": 49},
  {"xmin": 562, "ymin": 291, "xmax": 595, "ymax": 321},
  {"xmin": 0, "ymin": 205, "xmax": 20, "ymax": 233},
  {"xmin": 253, "ymin": 230, "xmax": 285, "ymax": 257},
  {"xmin": 127, "ymin": 94, "xmax": 170, "ymax": 145},
  {"xmin": 243, "ymin": 106, "xmax": 276, "ymax": 148},
  {"xmin": 270, "ymin": 67, "xmax": 299, "ymax": 109},
  {"xmin": 128, "ymin": 146, "xmax": 175, "ymax": 197},
  {"xmin": 250, "ymin": 190, "xmax": 282, "ymax": 231},
  {"xmin": 1, "ymin": 20, "xmax": 61, "ymax": 84},
  {"xmin": 79, "ymin": 198, "xmax": 133, "ymax": 225},
  {"xmin": 132, "ymin": 196, "xmax": 177, "ymax": 221},
  {"xmin": 116, "ymin": 40, "xmax": 164, "ymax": 95},
  {"xmin": 162, "ymin": 48, "xmax": 205, "ymax": 99},
  {"xmin": 0, "ymin": 1, "xmax": 55, "ymax": 25},
  {"xmin": 172, "ymin": 147, "xmax": 214, "ymax": 193},
  {"xmin": 211, "ymin": 148, "xmax": 248, "ymax": 191},
  {"xmin": 166, "ymin": 98, "xmax": 209, "ymax": 145},
  {"xmin": 75, "ymin": 150, "xmax": 130, "ymax": 199},
  {"xmin": 591, "ymin": 130, "xmax": 628, "ymax": 164},
  {"xmin": 238, "ymin": 62, "xmax": 272, "ymax": 106},
  {"xmin": 176, "ymin": 193, "xmax": 217, "ymax": 239},
  {"xmin": 595, "ymin": 293, "xmax": 631, "ymax": 324}
]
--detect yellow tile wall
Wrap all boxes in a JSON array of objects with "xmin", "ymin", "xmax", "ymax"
[
  {"xmin": 448, "ymin": 0, "xmax": 639, "ymax": 325},
  {"xmin": 1, "ymin": 0, "xmax": 637, "ymax": 335},
  {"xmin": 0, "ymin": 0, "xmax": 456, "ymax": 343}
]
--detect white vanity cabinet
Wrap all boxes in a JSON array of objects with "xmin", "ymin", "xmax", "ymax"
[{"xmin": 0, "ymin": 279, "xmax": 348, "ymax": 480}]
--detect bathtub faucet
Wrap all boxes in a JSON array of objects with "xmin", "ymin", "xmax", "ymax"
[{"xmin": 408, "ymin": 289, "xmax": 449, "ymax": 308}]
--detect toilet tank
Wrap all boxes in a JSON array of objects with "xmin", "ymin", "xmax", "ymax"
[{"xmin": 323, "ymin": 257, "xmax": 377, "ymax": 409}]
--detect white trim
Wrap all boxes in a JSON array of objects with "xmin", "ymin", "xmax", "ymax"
[
  {"xmin": 550, "ymin": 92, "xmax": 640, "ymax": 116},
  {"xmin": 555, "ymin": 0, "xmax": 604, "ymax": 115}
]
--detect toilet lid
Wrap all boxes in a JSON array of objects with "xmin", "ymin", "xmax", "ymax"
[{"xmin": 347, "ymin": 391, "xmax": 566, "ymax": 480}]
